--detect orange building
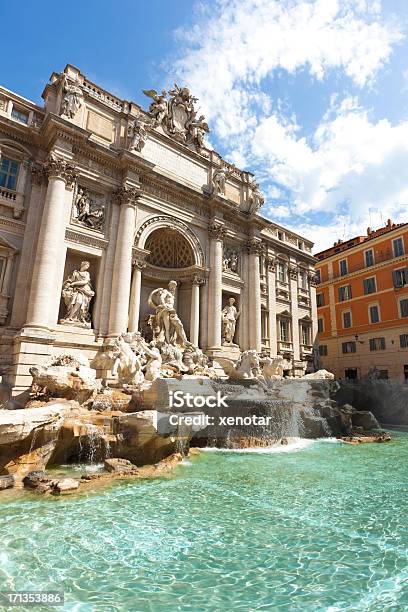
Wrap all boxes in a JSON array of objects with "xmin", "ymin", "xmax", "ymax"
[{"xmin": 314, "ymin": 220, "xmax": 408, "ymax": 381}]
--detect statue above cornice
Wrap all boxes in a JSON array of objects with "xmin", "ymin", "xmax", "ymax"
[{"xmin": 143, "ymin": 84, "xmax": 209, "ymax": 153}]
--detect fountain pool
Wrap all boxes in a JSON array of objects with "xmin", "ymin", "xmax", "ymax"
[{"xmin": 1, "ymin": 434, "xmax": 408, "ymax": 611}]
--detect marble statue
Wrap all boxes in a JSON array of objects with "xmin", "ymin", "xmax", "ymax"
[
  {"xmin": 144, "ymin": 346, "xmax": 163, "ymax": 382},
  {"xmin": 60, "ymin": 74, "xmax": 83, "ymax": 119},
  {"xmin": 248, "ymin": 180, "xmax": 265, "ymax": 214},
  {"xmin": 212, "ymin": 167, "xmax": 227, "ymax": 195},
  {"xmin": 186, "ymin": 112, "xmax": 209, "ymax": 150},
  {"xmin": 221, "ymin": 298, "xmax": 240, "ymax": 346},
  {"xmin": 128, "ymin": 115, "xmax": 149, "ymax": 153},
  {"xmin": 261, "ymin": 356, "xmax": 285, "ymax": 381},
  {"xmin": 218, "ymin": 350, "xmax": 260, "ymax": 380},
  {"xmin": 148, "ymin": 280, "xmax": 188, "ymax": 347},
  {"xmin": 74, "ymin": 188, "xmax": 104, "ymax": 231},
  {"xmin": 60, "ymin": 261, "xmax": 95, "ymax": 328},
  {"xmin": 142, "ymin": 89, "xmax": 168, "ymax": 126},
  {"xmin": 111, "ymin": 335, "xmax": 144, "ymax": 385}
]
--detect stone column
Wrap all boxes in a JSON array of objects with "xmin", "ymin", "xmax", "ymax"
[
  {"xmin": 190, "ymin": 275, "xmax": 204, "ymax": 346},
  {"xmin": 266, "ymin": 256, "xmax": 277, "ymax": 356},
  {"xmin": 128, "ymin": 255, "xmax": 147, "ymax": 333},
  {"xmin": 25, "ymin": 157, "xmax": 77, "ymax": 328},
  {"xmin": 108, "ymin": 185, "xmax": 141, "ymax": 337},
  {"xmin": 289, "ymin": 264, "xmax": 300, "ymax": 362},
  {"xmin": 247, "ymin": 238, "xmax": 262, "ymax": 352},
  {"xmin": 207, "ymin": 221, "xmax": 225, "ymax": 350}
]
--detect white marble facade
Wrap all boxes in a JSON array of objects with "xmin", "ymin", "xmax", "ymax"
[{"xmin": 0, "ymin": 65, "xmax": 318, "ymax": 396}]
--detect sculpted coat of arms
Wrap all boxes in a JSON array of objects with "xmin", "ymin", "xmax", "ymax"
[{"xmin": 143, "ymin": 84, "xmax": 209, "ymax": 152}]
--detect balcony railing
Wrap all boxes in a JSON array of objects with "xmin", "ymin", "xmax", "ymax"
[
  {"xmin": 317, "ymin": 249, "xmax": 406, "ymax": 283},
  {"xmin": 0, "ymin": 186, "xmax": 17, "ymax": 203},
  {"xmin": 277, "ymin": 340, "xmax": 293, "ymax": 353}
]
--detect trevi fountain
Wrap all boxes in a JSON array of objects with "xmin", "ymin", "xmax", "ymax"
[{"xmin": 0, "ymin": 66, "xmax": 404, "ymax": 612}]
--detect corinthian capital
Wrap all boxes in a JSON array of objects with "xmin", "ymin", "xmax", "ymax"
[
  {"xmin": 245, "ymin": 237, "xmax": 263, "ymax": 255},
  {"xmin": 44, "ymin": 155, "xmax": 78, "ymax": 188},
  {"xmin": 30, "ymin": 162, "xmax": 47, "ymax": 186},
  {"xmin": 132, "ymin": 255, "xmax": 147, "ymax": 270},
  {"xmin": 208, "ymin": 221, "xmax": 226, "ymax": 241},
  {"xmin": 113, "ymin": 185, "xmax": 142, "ymax": 206}
]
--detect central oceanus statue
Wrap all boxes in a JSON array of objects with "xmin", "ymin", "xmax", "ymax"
[{"xmin": 147, "ymin": 280, "xmax": 188, "ymax": 346}]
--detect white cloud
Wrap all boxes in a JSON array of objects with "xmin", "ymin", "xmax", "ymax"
[
  {"xmin": 172, "ymin": 0, "xmax": 402, "ymax": 134},
  {"xmin": 253, "ymin": 98, "xmax": 408, "ymax": 228},
  {"xmin": 169, "ymin": 0, "xmax": 405, "ymax": 251}
]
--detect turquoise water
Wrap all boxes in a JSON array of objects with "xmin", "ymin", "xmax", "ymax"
[{"xmin": 1, "ymin": 435, "xmax": 408, "ymax": 611}]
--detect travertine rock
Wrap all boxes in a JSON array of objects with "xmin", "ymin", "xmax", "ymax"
[{"xmin": 104, "ymin": 458, "xmax": 139, "ymax": 474}]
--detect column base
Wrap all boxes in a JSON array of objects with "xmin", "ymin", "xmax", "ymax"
[{"xmin": 9, "ymin": 327, "xmax": 57, "ymax": 401}]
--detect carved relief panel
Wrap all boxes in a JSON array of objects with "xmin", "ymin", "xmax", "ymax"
[{"xmin": 71, "ymin": 185, "xmax": 106, "ymax": 232}]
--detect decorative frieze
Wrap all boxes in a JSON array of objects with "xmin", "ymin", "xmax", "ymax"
[{"xmin": 65, "ymin": 228, "xmax": 108, "ymax": 250}]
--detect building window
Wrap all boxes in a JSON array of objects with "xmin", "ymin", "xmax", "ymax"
[
  {"xmin": 278, "ymin": 231, "xmax": 284, "ymax": 241},
  {"xmin": 392, "ymin": 268, "xmax": 408, "ymax": 288},
  {"xmin": 399, "ymin": 334, "xmax": 408, "ymax": 348},
  {"xmin": 298, "ymin": 241, "xmax": 304, "ymax": 250},
  {"xmin": 319, "ymin": 345, "xmax": 328, "ymax": 356},
  {"xmin": 363, "ymin": 277, "xmax": 376, "ymax": 295},
  {"xmin": 277, "ymin": 263, "xmax": 286, "ymax": 283},
  {"xmin": 342, "ymin": 311, "xmax": 352, "ymax": 328},
  {"xmin": 369, "ymin": 337, "xmax": 386, "ymax": 351},
  {"xmin": 342, "ymin": 341, "xmax": 356, "ymax": 354},
  {"xmin": 0, "ymin": 157, "xmax": 19, "ymax": 191},
  {"xmin": 400, "ymin": 298, "xmax": 408, "ymax": 318},
  {"xmin": 364, "ymin": 249, "xmax": 374, "ymax": 267},
  {"xmin": 301, "ymin": 324, "xmax": 310, "ymax": 346},
  {"xmin": 339, "ymin": 259, "xmax": 348, "ymax": 276},
  {"xmin": 316, "ymin": 293, "xmax": 324, "ymax": 307},
  {"xmin": 317, "ymin": 318, "xmax": 324, "ymax": 333},
  {"xmin": 11, "ymin": 107, "xmax": 29, "ymax": 125},
  {"xmin": 338, "ymin": 285, "xmax": 352, "ymax": 302},
  {"xmin": 378, "ymin": 370, "xmax": 389, "ymax": 380},
  {"xmin": 369, "ymin": 305, "xmax": 380, "ymax": 324},
  {"xmin": 299, "ymin": 271, "xmax": 308, "ymax": 290},
  {"xmin": 315, "ymin": 269, "xmax": 321, "ymax": 284},
  {"xmin": 393, "ymin": 237, "xmax": 405, "ymax": 257},
  {"xmin": 345, "ymin": 368, "xmax": 358, "ymax": 380},
  {"xmin": 279, "ymin": 319, "xmax": 289, "ymax": 342}
]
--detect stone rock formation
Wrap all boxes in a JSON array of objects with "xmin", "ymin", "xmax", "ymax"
[{"xmin": 29, "ymin": 353, "xmax": 100, "ymax": 405}]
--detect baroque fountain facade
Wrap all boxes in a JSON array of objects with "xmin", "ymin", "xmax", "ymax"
[{"xmin": 0, "ymin": 65, "xmax": 385, "ymax": 492}]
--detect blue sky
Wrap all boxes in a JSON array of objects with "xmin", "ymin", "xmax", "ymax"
[{"xmin": 2, "ymin": 0, "xmax": 408, "ymax": 251}]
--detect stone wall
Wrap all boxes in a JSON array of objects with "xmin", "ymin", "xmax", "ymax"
[{"xmin": 335, "ymin": 380, "xmax": 408, "ymax": 426}]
